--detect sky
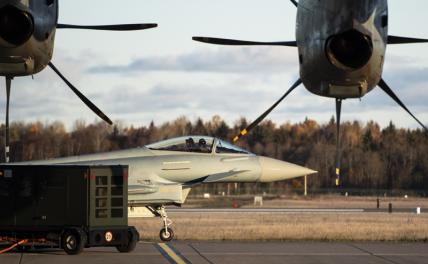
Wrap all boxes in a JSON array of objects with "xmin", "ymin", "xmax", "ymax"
[{"xmin": 2, "ymin": 0, "xmax": 428, "ymax": 130}]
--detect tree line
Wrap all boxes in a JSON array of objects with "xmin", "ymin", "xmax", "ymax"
[{"xmin": 1, "ymin": 116, "xmax": 427, "ymax": 194}]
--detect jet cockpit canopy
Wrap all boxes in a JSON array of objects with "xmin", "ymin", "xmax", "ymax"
[
  {"xmin": 147, "ymin": 136, "xmax": 214, "ymax": 153},
  {"xmin": 214, "ymin": 139, "xmax": 251, "ymax": 154},
  {"xmin": 146, "ymin": 136, "xmax": 252, "ymax": 155}
]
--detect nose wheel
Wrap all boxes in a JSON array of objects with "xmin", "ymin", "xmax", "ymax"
[
  {"xmin": 160, "ymin": 227, "xmax": 174, "ymax": 242},
  {"xmin": 148, "ymin": 205, "xmax": 175, "ymax": 242}
]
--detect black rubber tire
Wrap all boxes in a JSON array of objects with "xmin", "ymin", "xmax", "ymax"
[
  {"xmin": 61, "ymin": 229, "xmax": 86, "ymax": 255},
  {"xmin": 159, "ymin": 228, "xmax": 174, "ymax": 242},
  {"xmin": 116, "ymin": 229, "xmax": 139, "ymax": 253}
]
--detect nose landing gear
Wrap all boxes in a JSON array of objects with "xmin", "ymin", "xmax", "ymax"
[{"xmin": 147, "ymin": 205, "xmax": 174, "ymax": 242}]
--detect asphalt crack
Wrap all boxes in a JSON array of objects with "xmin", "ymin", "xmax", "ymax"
[
  {"xmin": 349, "ymin": 243, "xmax": 402, "ymax": 264},
  {"xmin": 188, "ymin": 243, "xmax": 214, "ymax": 264},
  {"xmin": 18, "ymin": 253, "xmax": 23, "ymax": 264}
]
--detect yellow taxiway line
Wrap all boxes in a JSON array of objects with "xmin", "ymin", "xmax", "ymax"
[{"xmin": 155, "ymin": 243, "xmax": 190, "ymax": 264}]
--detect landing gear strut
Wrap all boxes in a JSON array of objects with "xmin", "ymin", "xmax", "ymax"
[{"xmin": 148, "ymin": 205, "xmax": 174, "ymax": 242}]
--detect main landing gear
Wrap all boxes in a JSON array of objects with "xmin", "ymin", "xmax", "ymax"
[{"xmin": 147, "ymin": 205, "xmax": 174, "ymax": 242}]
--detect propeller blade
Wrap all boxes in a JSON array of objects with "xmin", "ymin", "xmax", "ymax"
[
  {"xmin": 378, "ymin": 79, "xmax": 427, "ymax": 131},
  {"xmin": 388, "ymin": 35, "xmax": 428, "ymax": 44},
  {"xmin": 335, "ymin": 98, "xmax": 342, "ymax": 187},
  {"xmin": 233, "ymin": 79, "xmax": 302, "ymax": 142},
  {"xmin": 192, "ymin": 37, "xmax": 297, "ymax": 47},
  {"xmin": 57, "ymin": 23, "xmax": 158, "ymax": 31},
  {"xmin": 4, "ymin": 77, "xmax": 12, "ymax": 163},
  {"xmin": 290, "ymin": 0, "xmax": 298, "ymax": 7},
  {"xmin": 48, "ymin": 62, "xmax": 113, "ymax": 125}
]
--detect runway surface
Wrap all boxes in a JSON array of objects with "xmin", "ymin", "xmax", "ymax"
[
  {"xmin": 169, "ymin": 208, "xmax": 365, "ymax": 213},
  {"xmin": 1, "ymin": 241, "xmax": 427, "ymax": 264},
  {"xmin": 167, "ymin": 208, "xmax": 425, "ymax": 213}
]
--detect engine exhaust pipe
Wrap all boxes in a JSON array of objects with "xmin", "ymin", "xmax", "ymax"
[
  {"xmin": 0, "ymin": 5, "xmax": 34, "ymax": 46},
  {"xmin": 326, "ymin": 29, "xmax": 373, "ymax": 70}
]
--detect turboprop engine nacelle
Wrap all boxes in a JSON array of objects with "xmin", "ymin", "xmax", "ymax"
[
  {"xmin": 0, "ymin": 0, "xmax": 58, "ymax": 76},
  {"xmin": 296, "ymin": 0, "xmax": 388, "ymax": 99}
]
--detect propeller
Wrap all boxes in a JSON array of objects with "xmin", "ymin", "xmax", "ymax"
[
  {"xmin": 192, "ymin": 28, "xmax": 298, "ymax": 142},
  {"xmin": 192, "ymin": 37, "xmax": 297, "ymax": 47},
  {"xmin": 335, "ymin": 98, "xmax": 342, "ymax": 186},
  {"xmin": 52, "ymin": 23, "xmax": 158, "ymax": 124},
  {"xmin": 57, "ymin": 23, "xmax": 158, "ymax": 31},
  {"xmin": 1, "ymin": 20, "xmax": 157, "ymax": 162},
  {"xmin": 378, "ymin": 79, "xmax": 427, "ymax": 132},
  {"xmin": 192, "ymin": 12, "xmax": 427, "ymax": 189},
  {"xmin": 48, "ymin": 62, "xmax": 113, "ymax": 125},
  {"xmin": 289, "ymin": 0, "xmax": 298, "ymax": 7},
  {"xmin": 387, "ymin": 35, "xmax": 428, "ymax": 45},
  {"xmin": 4, "ymin": 77, "xmax": 11, "ymax": 163},
  {"xmin": 233, "ymin": 79, "xmax": 302, "ymax": 142}
]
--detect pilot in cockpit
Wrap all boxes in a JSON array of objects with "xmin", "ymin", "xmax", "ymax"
[
  {"xmin": 185, "ymin": 137, "xmax": 195, "ymax": 151},
  {"xmin": 198, "ymin": 138, "xmax": 209, "ymax": 152}
]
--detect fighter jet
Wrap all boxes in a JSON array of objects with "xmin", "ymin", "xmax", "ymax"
[
  {"xmin": 0, "ymin": 0, "xmax": 157, "ymax": 162},
  {"xmin": 193, "ymin": 0, "xmax": 428, "ymax": 186},
  {"xmin": 17, "ymin": 135, "xmax": 317, "ymax": 241}
]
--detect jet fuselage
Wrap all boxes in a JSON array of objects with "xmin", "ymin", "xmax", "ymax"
[{"xmin": 16, "ymin": 136, "xmax": 317, "ymax": 205}]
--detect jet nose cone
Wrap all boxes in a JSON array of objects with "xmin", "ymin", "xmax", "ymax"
[{"xmin": 258, "ymin": 156, "xmax": 317, "ymax": 182}]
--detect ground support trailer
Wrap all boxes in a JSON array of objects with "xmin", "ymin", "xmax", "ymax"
[{"xmin": 0, "ymin": 165, "xmax": 139, "ymax": 255}]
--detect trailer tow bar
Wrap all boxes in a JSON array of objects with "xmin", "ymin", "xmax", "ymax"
[{"xmin": 0, "ymin": 239, "xmax": 28, "ymax": 254}]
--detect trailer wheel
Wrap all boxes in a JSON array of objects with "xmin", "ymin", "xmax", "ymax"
[
  {"xmin": 159, "ymin": 228, "xmax": 174, "ymax": 242},
  {"xmin": 116, "ymin": 228, "xmax": 139, "ymax": 253},
  {"xmin": 62, "ymin": 229, "xmax": 86, "ymax": 255}
]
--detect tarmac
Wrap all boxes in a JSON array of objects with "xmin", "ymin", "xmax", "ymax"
[
  {"xmin": 168, "ymin": 208, "xmax": 425, "ymax": 213},
  {"xmin": 129, "ymin": 207, "xmax": 425, "ymax": 218},
  {"xmin": 1, "ymin": 241, "xmax": 427, "ymax": 264}
]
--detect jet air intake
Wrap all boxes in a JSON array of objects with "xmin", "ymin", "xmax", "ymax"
[
  {"xmin": 326, "ymin": 29, "xmax": 373, "ymax": 70},
  {"xmin": 0, "ymin": 5, "xmax": 34, "ymax": 46}
]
